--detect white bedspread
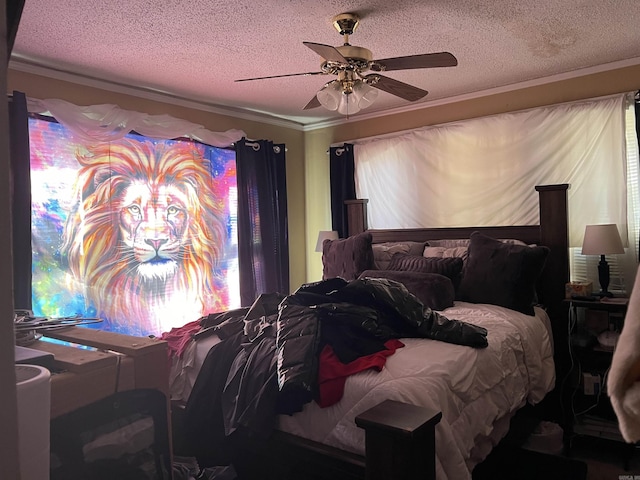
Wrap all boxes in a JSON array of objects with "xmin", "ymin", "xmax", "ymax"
[{"xmin": 277, "ymin": 302, "xmax": 555, "ymax": 480}]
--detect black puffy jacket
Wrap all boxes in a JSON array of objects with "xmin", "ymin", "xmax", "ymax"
[{"xmin": 275, "ymin": 277, "xmax": 488, "ymax": 414}]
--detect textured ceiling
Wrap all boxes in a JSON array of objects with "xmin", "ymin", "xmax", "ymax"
[{"xmin": 10, "ymin": 0, "xmax": 640, "ymax": 126}]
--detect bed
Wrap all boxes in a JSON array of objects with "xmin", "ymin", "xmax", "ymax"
[{"xmin": 168, "ymin": 184, "xmax": 570, "ymax": 480}]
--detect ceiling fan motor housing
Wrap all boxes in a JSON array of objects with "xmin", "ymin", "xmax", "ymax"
[{"xmin": 336, "ymin": 45, "xmax": 372, "ymax": 64}]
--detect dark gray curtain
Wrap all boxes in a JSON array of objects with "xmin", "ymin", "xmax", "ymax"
[
  {"xmin": 8, "ymin": 91, "xmax": 32, "ymax": 310},
  {"xmin": 329, "ymin": 144, "xmax": 355, "ymax": 239},
  {"xmin": 236, "ymin": 138, "xmax": 289, "ymax": 306},
  {"xmin": 634, "ymin": 90, "xmax": 640, "ymax": 253},
  {"xmin": 635, "ymin": 91, "xmax": 639, "ymax": 151}
]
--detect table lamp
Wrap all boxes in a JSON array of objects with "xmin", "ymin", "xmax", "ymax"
[
  {"xmin": 581, "ymin": 224, "xmax": 625, "ymax": 297},
  {"xmin": 315, "ymin": 230, "xmax": 339, "ymax": 252}
]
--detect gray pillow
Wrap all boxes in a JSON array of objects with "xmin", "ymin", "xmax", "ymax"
[
  {"xmin": 358, "ymin": 270, "xmax": 455, "ymax": 311},
  {"xmin": 372, "ymin": 241, "xmax": 426, "ymax": 269},
  {"xmin": 387, "ymin": 253, "xmax": 464, "ymax": 290},
  {"xmin": 457, "ymin": 232, "xmax": 549, "ymax": 315},
  {"xmin": 322, "ymin": 232, "xmax": 374, "ymax": 281}
]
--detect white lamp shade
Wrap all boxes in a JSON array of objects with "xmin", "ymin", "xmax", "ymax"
[
  {"xmin": 581, "ymin": 224, "xmax": 625, "ymax": 255},
  {"xmin": 316, "ymin": 81, "xmax": 341, "ymax": 111},
  {"xmin": 352, "ymin": 81, "xmax": 379, "ymax": 109},
  {"xmin": 317, "ymin": 80, "xmax": 379, "ymax": 115},
  {"xmin": 337, "ymin": 92, "xmax": 361, "ymax": 116},
  {"xmin": 315, "ymin": 230, "xmax": 339, "ymax": 252}
]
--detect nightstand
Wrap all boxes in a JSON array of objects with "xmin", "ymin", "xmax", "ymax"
[
  {"xmin": 566, "ymin": 297, "xmax": 628, "ymax": 350},
  {"xmin": 564, "ymin": 297, "xmax": 629, "ymax": 445}
]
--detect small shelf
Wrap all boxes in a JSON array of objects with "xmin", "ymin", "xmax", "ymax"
[
  {"xmin": 573, "ymin": 415, "xmax": 624, "ymax": 443},
  {"xmin": 566, "ymin": 297, "xmax": 629, "ymax": 445},
  {"xmin": 564, "ymin": 297, "xmax": 629, "ymax": 313}
]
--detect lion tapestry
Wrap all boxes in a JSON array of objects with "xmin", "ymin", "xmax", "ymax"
[{"xmin": 29, "ymin": 117, "xmax": 240, "ymax": 336}]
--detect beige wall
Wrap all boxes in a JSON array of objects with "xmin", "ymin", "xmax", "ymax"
[
  {"xmin": 304, "ymin": 64, "xmax": 640, "ymax": 281},
  {"xmin": 303, "ymin": 128, "xmax": 336, "ymax": 282}
]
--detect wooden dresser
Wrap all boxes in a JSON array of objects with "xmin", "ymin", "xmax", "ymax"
[{"xmin": 27, "ymin": 327, "xmax": 169, "ymax": 418}]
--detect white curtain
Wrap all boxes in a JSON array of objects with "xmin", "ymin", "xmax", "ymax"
[
  {"xmin": 355, "ymin": 93, "xmax": 629, "ymax": 247},
  {"xmin": 354, "ymin": 93, "xmax": 638, "ymax": 291},
  {"xmin": 27, "ymin": 98, "xmax": 245, "ymax": 147}
]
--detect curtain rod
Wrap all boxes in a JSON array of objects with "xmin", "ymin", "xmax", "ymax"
[{"xmin": 242, "ymin": 140, "xmax": 287, "ymax": 153}]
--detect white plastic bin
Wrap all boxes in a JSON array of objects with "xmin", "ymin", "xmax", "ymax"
[{"xmin": 16, "ymin": 364, "xmax": 51, "ymax": 480}]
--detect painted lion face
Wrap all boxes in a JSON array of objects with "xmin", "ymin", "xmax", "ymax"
[
  {"xmin": 61, "ymin": 138, "xmax": 227, "ymax": 334},
  {"xmin": 119, "ymin": 182, "xmax": 189, "ymax": 281}
]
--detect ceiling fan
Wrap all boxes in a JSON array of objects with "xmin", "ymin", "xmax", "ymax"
[{"xmin": 235, "ymin": 13, "xmax": 458, "ymax": 116}]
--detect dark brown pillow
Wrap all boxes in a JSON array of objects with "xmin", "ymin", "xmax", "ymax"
[
  {"xmin": 457, "ymin": 232, "xmax": 550, "ymax": 315},
  {"xmin": 358, "ymin": 270, "xmax": 455, "ymax": 311},
  {"xmin": 322, "ymin": 232, "xmax": 374, "ymax": 281},
  {"xmin": 387, "ymin": 253, "xmax": 463, "ymax": 287}
]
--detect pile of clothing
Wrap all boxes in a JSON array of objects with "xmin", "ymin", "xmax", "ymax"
[{"xmin": 181, "ymin": 277, "xmax": 488, "ymax": 468}]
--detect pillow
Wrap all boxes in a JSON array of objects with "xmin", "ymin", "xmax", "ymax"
[
  {"xmin": 426, "ymin": 239, "xmax": 470, "ymax": 248},
  {"xmin": 423, "ymin": 246, "xmax": 469, "ymax": 266},
  {"xmin": 358, "ymin": 270, "xmax": 455, "ymax": 311},
  {"xmin": 427, "ymin": 238, "xmax": 528, "ymax": 247},
  {"xmin": 322, "ymin": 232, "xmax": 374, "ymax": 281},
  {"xmin": 387, "ymin": 253, "xmax": 464, "ymax": 287},
  {"xmin": 424, "ymin": 238, "xmax": 528, "ymax": 267},
  {"xmin": 372, "ymin": 241, "xmax": 426, "ymax": 270},
  {"xmin": 457, "ymin": 232, "xmax": 550, "ymax": 315}
]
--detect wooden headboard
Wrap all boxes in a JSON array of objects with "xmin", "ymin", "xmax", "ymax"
[{"xmin": 345, "ymin": 184, "xmax": 571, "ymax": 422}]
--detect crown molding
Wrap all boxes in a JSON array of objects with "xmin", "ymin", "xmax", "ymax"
[
  {"xmin": 10, "ymin": 56, "xmax": 640, "ymax": 133},
  {"xmin": 8, "ymin": 59, "xmax": 308, "ymax": 131}
]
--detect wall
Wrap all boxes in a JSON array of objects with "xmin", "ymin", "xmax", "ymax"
[
  {"xmin": 7, "ymin": 69, "xmax": 308, "ymax": 292},
  {"xmin": 1, "ymin": 1, "xmax": 21, "ymax": 477},
  {"xmin": 304, "ymin": 64, "xmax": 640, "ymax": 281},
  {"xmin": 303, "ymin": 127, "xmax": 335, "ymax": 282}
]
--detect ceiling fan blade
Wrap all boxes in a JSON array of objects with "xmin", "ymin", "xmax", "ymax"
[
  {"xmin": 366, "ymin": 74, "xmax": 429, "ymax": 102},
  {"xmin": 303, "ymin": 42, "xmax": 349, "ymax": 63},
  {"xmin": 235, "ymin": 71, "xmax": 325, "ymax": 82},
  {"xmin": 371, "ymin": 52, "xmax": 458, "ymax": 72},
  {"xmin": 303, "ymin": 95, "xmax": 321, "ymax": 110}
]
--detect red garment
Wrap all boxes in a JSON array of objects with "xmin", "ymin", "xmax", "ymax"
[
  {"xmin": 316, "ymin": 339, "xmax": 404, "ymax": 408},
  {"xmin": 160, "ymin": 319, "xmax": 202, "ymax": 358}
]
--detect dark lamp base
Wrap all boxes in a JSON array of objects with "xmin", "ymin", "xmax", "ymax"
[{"xmin": 597, "ymin": 256, "xmax": 613, "ymax": 299}]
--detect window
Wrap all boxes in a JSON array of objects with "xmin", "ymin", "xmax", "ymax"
[
  {"xmin": 570, "ymin": 101, "xmax": 639, "ymax": 295},
  {"xmin": 353, "ymin": 93, "xmax": 638, "ymax": 292},
  {"xmin": 29, "ymin": 115, "xmax": 240, "ymax": 336}
]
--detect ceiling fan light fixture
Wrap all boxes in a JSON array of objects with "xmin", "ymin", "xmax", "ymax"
[
  {"xmin": 352, "ymin": 80, "xmax": 379, "ymax": 109},
  {"xmin": 337, "ymin": 92, "xmax": 361, "ymax": 116},
  {"xmin": 316, "ymin": 81, "xmax": 342, "ymax": 111}
]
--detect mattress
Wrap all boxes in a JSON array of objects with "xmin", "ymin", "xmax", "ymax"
[{"xmin": 170, "ymin": 301, "xmax": 555, "ymax": 480}]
